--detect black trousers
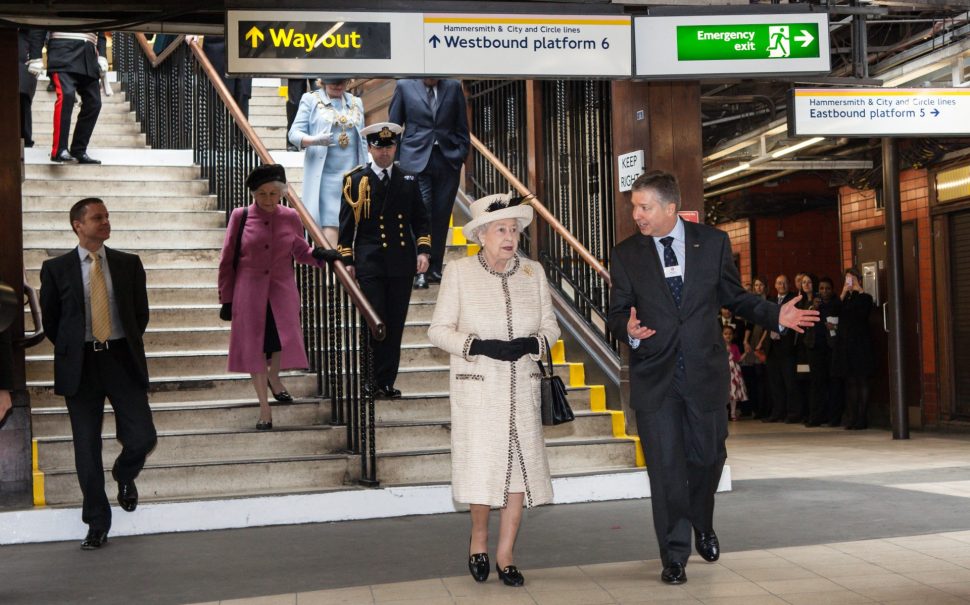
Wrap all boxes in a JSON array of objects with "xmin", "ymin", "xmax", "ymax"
[
  {"xmin": 50, "ymin": 71, "xmax": 101, "ymax": 157},
  {"xmin": 20, "ymin": 92, "xmax": 33, "ymax": 147},
  {"xmin": 635, "ymin": 368, "xmax": 727, "ymax": 567},
  {"xmin": 358, "ymin": 274, "xmax": 413, "ymax": 387},
  {"xmin": 844, "ymin": 375, "xmax": 870, "ymax": 429},
  {"xmin": 741, "ymin": 363, "xmax": 765, "ymax": 417},
  {"xmin": 766, "ymin": 353, "xmax": 798, "ymax": 421},
  {"xmin": 65, "ymin": 340, "xmax": 156, "ymax": 531},
  {"xmin": 806, "ymin": 345, "xmax": 831, "ymax": 424},
  {"xmin": 418, "ymin": 147, "xmax": 462, "ymax": 275}
]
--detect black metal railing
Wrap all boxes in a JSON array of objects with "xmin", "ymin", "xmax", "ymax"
[
  {"xmin": 114, "ymin": 32, "xmax": 381, "ymax": 485},
  {"xmin": 467, "ymin": 79, "xmax": 617, "ymax": 351}
]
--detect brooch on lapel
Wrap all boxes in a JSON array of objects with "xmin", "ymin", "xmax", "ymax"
[
  {"xmin": 404, "ymin": 174, "xmax": 416, "ymax": 181},
  {"xmin": 522, "ymin": 265, "xmax": 534, "ymax": 277}
]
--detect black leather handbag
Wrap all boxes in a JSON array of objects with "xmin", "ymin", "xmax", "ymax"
[
  {"xmin": 220, "ymin": 206, "xmax": 248, "ymax": 322},
  {"xmin": 538, "ymin": 337, "xmax": 574, "ymax": 426}
]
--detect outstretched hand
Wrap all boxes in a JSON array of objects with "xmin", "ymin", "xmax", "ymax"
[
  {"xmin": 778, "ymin": 294, "xmax": 820, "ymax": 334},
  {"xmin": 626, "ymin": 307, "xmax": 656, "ymax": 340}
]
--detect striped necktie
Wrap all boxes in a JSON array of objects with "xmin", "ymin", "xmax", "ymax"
[{"xmin": 89, "ymin": 252, "xmax": 112, "ymax": 342}]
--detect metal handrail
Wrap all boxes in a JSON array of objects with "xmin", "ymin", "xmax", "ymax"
[
  {"xmin": 133, "ymin": 33, "xmax": 385, "ymax": 341},
  {"xmin": 469, "ymin": 134, "xmax": 611, "ymax": 286},
  {"xmin": 16, "ymin": 275, "xmax": 44, "ymax": 348},
  {"xmin": 135, "ymin": 34, "xmax": 185, "ymax": 67}
]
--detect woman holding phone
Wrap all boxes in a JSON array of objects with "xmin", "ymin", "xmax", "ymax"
[{"xmin": 831, "ymin": 268, "xmax": 875, "ymax": 430}]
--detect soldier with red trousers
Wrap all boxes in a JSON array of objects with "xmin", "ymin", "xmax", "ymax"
[{"xmin": 28, "ymin": 30, "xmax": 107, "ymax": 164}]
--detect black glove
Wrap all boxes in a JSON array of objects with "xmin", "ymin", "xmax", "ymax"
[
  {"xmin": 312, "ymin": 247, "xmax": 343, "ymax": 263},
  {"xmin": 511, "ymin": 336, "xmax": 540, "ymax": 356},
  {"xmin": 469, "ymin": 338, "xmax": 536, "ymax": 362}
]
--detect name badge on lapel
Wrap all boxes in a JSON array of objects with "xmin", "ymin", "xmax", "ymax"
[{"xmin": 663, "ymin": 265, "xmax": 683, "ymax": 279}]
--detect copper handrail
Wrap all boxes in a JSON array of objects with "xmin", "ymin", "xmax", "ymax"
[
  {"xmin": 469, "ymin": 134, "xmax": 611, "ymax": 285},
  {"xmin": 18, "ymin": 275, "xmax": 45, "ymax": 348},
  {"xmin": 131, "ymin": 33, "xmax": 384, "ymax": 340},
  {"xmin": 134, "ymin": 34, "xmax": 185, "ymax": 68}
]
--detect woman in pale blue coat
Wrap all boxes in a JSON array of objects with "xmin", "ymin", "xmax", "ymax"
[{"xmin": 287, "ymin": 78, "xmax": 368, "ymax": 245}]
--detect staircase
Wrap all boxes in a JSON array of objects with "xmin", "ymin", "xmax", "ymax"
[
  {"xmin": 249, "ymin": 79, "xmax": 291, "ymax": 151},
  {"xmin": 23, "ymin": 77, "xmax": 641, "ymax": 518}
]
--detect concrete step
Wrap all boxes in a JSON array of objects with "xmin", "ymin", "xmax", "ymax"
[
  {"xmin": 28, "ymin": 372, "xmax": 319, "ymax": 407},
  {"xmin": 22, "ymin": 195, "xmax": 219, "ymax": 212},
  {"xmin": 26, "ymin": 267, "xmax": 220, "ymax": 288},
  {"xmin": 22, "ymin": 211, "xmax": 223, "ymax": 230},
  {"xmin": 29, "ymin": 133, "xmax": 147, "ymax": 148},
  {"xmin": 23, "ymin": 178, "xmax": 208, "ymax": 197},
  {"xmin": 33, "ymin": 122, "xmax": 143, "ymax": 136},
  {"xmin": 36, "ymin": 424, "xmax": 346, "ymax": 471},
  {"xmin": 249, "ymin": 104, "xmax": 286, "ymax": 116},
  {"xmin": 32, "ymin": 109, "xmax": 137, "ymax": 124},
  {"xmin": 27, "ymin": 349, "xmax": 235, "ymax": 381},
  {"xmin": 389, "ymin": 363, "xmax": 571, "ymax": 394},
  {"xmin": 374, "ymin": 412, "xmax": 615, "ymax": 453},
  {"xmin": 30, "ymin": 326, "xmax": 231, "ymax": 356},
  {"xmin": 41, "ymin": 454, "xmax": 351, "ymax": 505},
  {"xmin": 24, "ymin": 164, "xmax": 201, "ymax": 181},
  {"xmin": 23, "ymin": 228, "xmax": 224, "ymax": 249},
  {"xmin": 251, "ymin": 86, "xmax": 284, "ymax": 97},
  {"xmin": 23, "ymin": 248, "xmax": 221, "ymax": 270},
  {"xmin": 373, "ymin": 387, "xmax": 595, "ymax": 423},
  {"xmin": 31, "ymin": 398, "xmax": 331, "ymax": 437},
  {"xmin": 249, "ymin": 96, "xmax": 286, "ymax": 107},
  {"xmin": 258, "ymin": 135, "xmax": 288, "ymax": 150},
  {"xmin": 376, "ymin": 438, "xmax": 638, "ymax": 485},
  {"xmin": 249, "ymin": 113, "xmax": 288, "ymax": 127}
]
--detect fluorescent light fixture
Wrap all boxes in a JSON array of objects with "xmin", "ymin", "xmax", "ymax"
[
  {"xmin": 706, "ymin": 162, "xmax": 750, "ymax": 183},
  {"xmin": 770, "ymin": 137, "xmax": 825, "ymax": 159}
]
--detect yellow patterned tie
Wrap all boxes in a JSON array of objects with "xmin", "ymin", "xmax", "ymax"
[{"xmin": 89, "ymin": 252, "xmax": 112, "ymax": 342}]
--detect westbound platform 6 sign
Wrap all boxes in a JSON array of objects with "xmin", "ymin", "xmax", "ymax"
[
  {"xmin": 423, "ymin": 14, "xmax": 630, "ymax": 77},
  {"xmin": 789, "ymin": 88, "xmax": 970, "ymax": 137},
  {"xmin": 634, "ymin": 13, "xmax": 829, "ymax": 78},
  {"xmin": 227, "ymin": 10, "xmax": 629, "ymax": 77}
]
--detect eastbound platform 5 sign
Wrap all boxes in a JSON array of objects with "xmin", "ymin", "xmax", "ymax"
[
  {"xmin": 634, "ymin": 13, "xmax": 829, "ymax": 78},
  {"xmin": 423, "ymin": 14, "xmax": 631, "ymax": 77},
  {"xmin": 227, "ymin": 10, "xmax": 629, "ymax": 77},
  {"xmin": 789, "ymin": 88, "xmax": 970, "ymax": 137}
]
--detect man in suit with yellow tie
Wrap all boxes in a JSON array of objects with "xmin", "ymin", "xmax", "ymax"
[{"xmin": 40, "ymin": 198, "xmax": 157, "ymax": 550}]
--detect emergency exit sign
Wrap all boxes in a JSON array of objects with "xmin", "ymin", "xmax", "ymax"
[
  {"xmin": 676, "ymin": 23, "xmax": 821, "ymax": 61},
  {"xmin": 634, "ymin": 12, "xmax": 829, "ymax": 78}
]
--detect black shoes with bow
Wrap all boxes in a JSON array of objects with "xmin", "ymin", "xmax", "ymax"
[
  {"xmin": 496, "ymin": 563, "xmax": 525, "ymax": 587},
  {"xmin": 468, "ymin": 553, "xmax": 489, "ymax": 582}
]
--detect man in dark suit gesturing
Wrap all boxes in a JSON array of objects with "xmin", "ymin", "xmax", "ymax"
[
  {"xmin": 608, "ymin": 171, "xmax": 817, "ymax": 584},
  {"xmin": 388, "ymin": 78, "xmax": 469, "ymax": 289},
  {"xmin": 40, "ymin": 198, "xmax": 157, "ymax": 550}
]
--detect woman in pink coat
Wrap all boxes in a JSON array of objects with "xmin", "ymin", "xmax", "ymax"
[{"xmin": 218, "ymin": 164, "xmax": 338, "ymax": 430}]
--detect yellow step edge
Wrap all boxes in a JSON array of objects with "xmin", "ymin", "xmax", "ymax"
[
  {"xmin": 466, "ymin": 243, "xmax": 480, "ymax": 256},
  {"xmin": 279, "ymin": 85, "xmax": 288, "ymax": 97},
  {"xmin": 451, "ymin": 226, "xmax": 467, "ymax": 246},
  {"xmin": 551, "ymin": 339, "xmax": 566, "ymax": 365},
  {"xmin": 568, "ymin": 363, "xmax": 585, "ymax": 388},
  {"xmin": 32, "ymin": 439, "xmax": 46, "ymax": 506}
]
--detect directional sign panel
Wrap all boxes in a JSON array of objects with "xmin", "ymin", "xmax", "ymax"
[
  {"xmin": 227, "ymin": 10, "xmax": 423, "ymax": 76},
  {"xmin": 789, "ymin": 88, "xmax": 970, "ymax": 137},
  {"xmin": 422, "ymin": 14, "xmax": 631, "ymax": 77},
  {"xmin": 634, "ymin": 13, "xmax": 829, "ymax": 78}
]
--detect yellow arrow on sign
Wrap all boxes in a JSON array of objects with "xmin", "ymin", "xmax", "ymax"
[{"xmin": 245, "ymin": 26, "xmax": 265, "ymax": 48}]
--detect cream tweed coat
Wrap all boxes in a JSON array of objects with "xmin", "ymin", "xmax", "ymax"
[{"xmin": 428, "ymin": 252, "xmax": 561, "ymax": 508}]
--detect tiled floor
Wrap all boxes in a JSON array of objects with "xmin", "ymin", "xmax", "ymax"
[
  {"xmin": 191, "ymin": 424, "xmax": 970, "ymax": 605},
  {"xmin": 194, "ymin": 531, "xmax": 970, "ymax": 604}
]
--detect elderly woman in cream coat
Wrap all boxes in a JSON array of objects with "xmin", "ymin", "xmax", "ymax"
[{"xmin": 428, "ymin": 193, "xmax": 560, "ymax": 588}]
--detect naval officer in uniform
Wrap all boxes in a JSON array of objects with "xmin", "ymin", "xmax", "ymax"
[{"xmin": 338, "ymin": 122, "xmax": 431, "ymax": 398}]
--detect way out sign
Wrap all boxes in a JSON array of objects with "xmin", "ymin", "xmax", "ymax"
[
  {"xmin": 634, "ymin": 12, "xmax": 829, "ymax": 78},
  {"xmin": 227, "ymin": 10, "xmax": 423, "ymax": 76},
  {"xmin": 423, "ymin": 14, "xmax": 631, "ymax": 77}
]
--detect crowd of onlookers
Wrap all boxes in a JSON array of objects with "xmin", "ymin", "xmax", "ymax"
[{"xmin": 721, "ymin": 269, "xmax": 876, "ymax": 429}]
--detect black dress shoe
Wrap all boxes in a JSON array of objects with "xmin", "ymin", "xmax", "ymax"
[
  {"xmin": 51, "ymin": 149, "xmax": 76, "ymax": 163},
  {"xmin": 81, "ymin": 528, "xmax": 108, "ymax": 550},
  {"xmin": 72, "ymin": 153, "xmax": 101, "ymax": 164},
  {"xmin": 427, "ymin": 270, "xmax": 443, "ymax": 284},
  {"xmin": 117, "ymin": 479, "xmax": 138, "ymax": 512},
  {"xmin": 378, "ymin": 385, "xmax": 402, "ymax": 399},
  {"xmin": 496, "ymin": 563, "xmax": 525, "ymax": 587},
  {"xmin": 661, "ymin": 562, "xmax": 687, "ymax": 584},
  {"xmin": 695, "ymin": 530, "xmax": 720, "ymax": 562},
  {"xmin": 414, "ymin": 273, "xmax": 428, "ymax": 289},
  {"xmin": 468, "ymin": 552, "xmax": 489, "ymax": 582}
]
